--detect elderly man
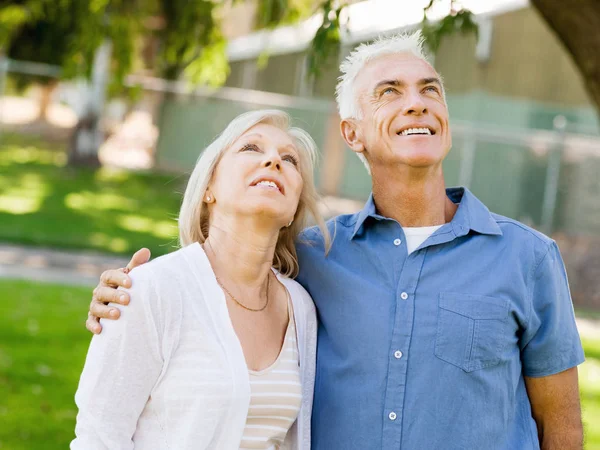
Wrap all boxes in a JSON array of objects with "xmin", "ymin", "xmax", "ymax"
[{"xmin": 86, "ymin": 32, "xmax": 584, "ymax": 449}]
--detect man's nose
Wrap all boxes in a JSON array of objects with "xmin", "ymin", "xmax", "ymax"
[{"xmin": 403, "ymin": 91, "xmax": 427, "ymax": 115}]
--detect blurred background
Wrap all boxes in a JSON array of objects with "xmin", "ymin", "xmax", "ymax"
[{"xmin": 0, "ymin": 0, "xmax": 599, "ymax": 448}]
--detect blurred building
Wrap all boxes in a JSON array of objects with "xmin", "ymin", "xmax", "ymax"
[{"xmin": 156, "ymin": 1, "xmax": 599, "ymax": 233}]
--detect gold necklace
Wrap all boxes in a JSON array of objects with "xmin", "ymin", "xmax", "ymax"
[
  {"xmin": 205, "ymin": 239, "xmax": 270, "ymax": 312},
  {"xmin": 216, "ymin": 274, "xmax": 270, "ymax": 312}
]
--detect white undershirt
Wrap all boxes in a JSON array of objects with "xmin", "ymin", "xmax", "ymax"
[{"xmin": 403, "ymin": 225, "xmax": 443, "ymax": 255}]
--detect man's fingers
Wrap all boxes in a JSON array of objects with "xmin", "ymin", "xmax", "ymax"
[
  {"xmin": 93, "ymin": 285, "xmax": 129, "ymax": 306},
  {"xmin": 86, "ymin": 248, "xmax": 147, "ymax": 332},
  {"xmin": 86, "ymin": 315, "xmax": 102, "ymax": 335},
  {"xmin": 90, "ymin": 299, "xmax": 121, "ymax": 320},
  {"xmin": 126, "ymin": 248, "xmax": 151, "ymax": 272},
  {"xmin": 100, "ymin": 268, "xmax": 131, "ymax": 288}
]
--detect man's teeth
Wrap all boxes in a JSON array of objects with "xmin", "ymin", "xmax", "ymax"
[
  {"xmin": 257, "ymin": 180, "xmax": 278, "ymax": 189},
  {"xmin": 400, "ymin": 127, "xmax": 432, "ymax": 136}
]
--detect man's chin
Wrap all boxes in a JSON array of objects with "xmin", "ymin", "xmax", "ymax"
[
  {"xmin": 387, "ymin": 144, "xmax": 448, "ymax": 167},
  {"xmin": 392, "ymin": 153, "xmax": 444, "ymax": 169}
]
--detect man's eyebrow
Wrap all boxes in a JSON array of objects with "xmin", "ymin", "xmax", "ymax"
[
  {"xmin": 372, "ymin": 77, "xmax": 442, "ymax": 94},
  {"xmin": 372, "ymin": 79, "xmax": 405, "ymax": 93},
  {"xmin": 420, "ymin": 77, "xmax": 442, "ymax": 87}
]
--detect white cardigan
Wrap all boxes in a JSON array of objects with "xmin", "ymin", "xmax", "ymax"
[{"xmin": 72, "ymin": 243, "xmax": 316, "ymax": 450}]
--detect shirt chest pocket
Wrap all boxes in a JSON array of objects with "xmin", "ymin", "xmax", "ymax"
[{"xmin": 434, "ymin": 292, "xmax": 509, "ymax": 372}]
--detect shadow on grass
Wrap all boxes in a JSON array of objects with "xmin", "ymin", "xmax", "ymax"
[{"xmin": 0, "ymin": 133, "xmax": 188, "ymax": 257}]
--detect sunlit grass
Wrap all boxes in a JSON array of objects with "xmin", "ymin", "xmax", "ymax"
[
  {"xmin": 0, "ymin": 134, "xmax": 183, "ymax": 256},
  {"xmin": 0, "ymin": 280, "xmax": 91, "ymax": 450},
  {"xmin": 64, "ymin": 191, "xmax": 139, "ymax": 211},
  {"xmin": 116, "ymin": 214, "xmax": 178, "ymax": 239},
  {"xmin": 0, "ymin": 172, "xmax": 50, "ymax": 214},
  {"xmin": 582, "ymin": 338, "xmax": 600, "ymax": 449}
]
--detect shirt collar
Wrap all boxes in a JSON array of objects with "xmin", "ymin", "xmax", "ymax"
[
  {"xmin": 351, "ymin": 187, "xmax": 502, "ymax": 239},
  {"xmin": 446, "ymin": 187, "xmax": 503, "ymax": 237},
  {"xmin": 352, "ymin": 193, "xmax": 378, "ymax": 239}
]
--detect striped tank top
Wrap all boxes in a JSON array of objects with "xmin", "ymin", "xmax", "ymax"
[{"xmin": 239, "ymin": 295, "xmax": 302, "ymax": 450}]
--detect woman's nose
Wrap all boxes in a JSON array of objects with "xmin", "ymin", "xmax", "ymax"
[{"xmin": 262, "ymin": 154, "xmax": 281, "ymax": 171}]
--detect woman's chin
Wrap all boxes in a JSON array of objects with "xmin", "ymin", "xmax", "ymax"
[{"xmin": 238, "ymin": 201, "xmax": 289, "ymax": 224}]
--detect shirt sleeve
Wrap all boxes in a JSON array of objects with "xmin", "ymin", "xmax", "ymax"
[
  {"xmin": 520, "ymin": 241, "xmax": 585, "ymax": 377},
  {"xmin": 71, "ymin": 267, "xmax": 164, "ymax": 449}
]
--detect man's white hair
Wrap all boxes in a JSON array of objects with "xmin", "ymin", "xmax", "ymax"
[{"xmin": 335, "ymin": 31, "xmax": 435, "ymax": 172}]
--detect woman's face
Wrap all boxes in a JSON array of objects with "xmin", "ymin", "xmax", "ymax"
[{"xmin": 207, "ymin": 123, "xmax": 304, "ymax": 228}]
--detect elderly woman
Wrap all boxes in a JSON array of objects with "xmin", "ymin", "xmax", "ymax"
[{"xmin": 71, "ymin": 109, "xmax": 330, "ymax": 450}]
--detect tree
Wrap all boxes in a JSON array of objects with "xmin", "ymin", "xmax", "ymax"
[
  {"xmin": 529, "ymin": 0, "xmax": 600, "ymax": 116},
  {"xmin": 2, "ymin": 2, "xmax": 67, "ymax": 120},
  {"xmin": 1, "ymin": 0, "xmax": 598, "ymax": 164},
  {"xmin": 0, "ymin": 0, "xmax": 230, "ymax": 164},
  {"xmin": 308, "ymin": 0, "xmax": 600, "ymax": 118}
]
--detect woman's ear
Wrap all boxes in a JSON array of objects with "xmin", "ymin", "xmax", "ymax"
[
  {"xmin": 204, "ymin": 190, "xmax": 215, "ymax": 204},
  {"xmin": 340, "ymin": 119, "xmax": 366, "ymax": 155}
]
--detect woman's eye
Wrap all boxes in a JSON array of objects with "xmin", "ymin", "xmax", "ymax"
[
  {"xmin": 283, "ymin": 155, "xmax": 299, "ymax": 166},
  {"xmin": 241, "ymin": 144, "xmax": 260, "ymax": 152}
]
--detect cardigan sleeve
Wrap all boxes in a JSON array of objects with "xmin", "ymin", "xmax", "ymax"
[{"xmin": 71, "ymin": 266, "xmax": 165, "ymax": 450}]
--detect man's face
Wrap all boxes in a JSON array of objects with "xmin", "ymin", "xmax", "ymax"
[{"xmin": 348, "ymin": 53, "xmax": 452, "ymax": 169}]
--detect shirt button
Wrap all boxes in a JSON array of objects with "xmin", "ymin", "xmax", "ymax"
[
  {"xmin": 389, "ymin": 412, "xmax": 397, "ymax": 421},
  {"xmin": 393, "ymin": 238, "xmax": 402, "ymax": 246},
  {"xmin": 394, "ymin": 350, "xmax": 403, "ymax": 359},
  {"xmin": 400, "ymin": 292, "xmax": 408, "ymax": 300}
]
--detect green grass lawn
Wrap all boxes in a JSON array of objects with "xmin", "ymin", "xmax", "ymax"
[
  {"xmin": 0, "ymin": 280, "xmax": 91, "ymax": 449},
  {"xmin": 0, "ymin": 279, "xmax": 599, "ymax": 449},
  {"xmin": 582, "ymin": 337, "xmax": 600, "ymax": 448},
  {"xmin": 0, "ymin": 133, "xmax": 183, "ymax": 257}
]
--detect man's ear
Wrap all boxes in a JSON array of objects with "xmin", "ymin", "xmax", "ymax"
[{"xmin": 340, "ymin": 119, "xmax": 366, "ymax": 155}]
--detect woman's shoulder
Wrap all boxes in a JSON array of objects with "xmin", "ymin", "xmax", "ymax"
[
  {"xmin": 278, "ymin": 275, "xmax": 316, "ymax": 317},
  {"xmin": 123, "ymin": 243, "xmax": 211, "ymax": 314},
  {"xmin": 116, "ymin": 246, "xmax": 207, "ymax": 333},
  {"xmin": 129, "ymin": 243, "xmax": 209, "ymax": 284}
]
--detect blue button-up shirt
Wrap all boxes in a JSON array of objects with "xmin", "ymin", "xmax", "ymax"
[{"xmin": 296, "ymin": 187, "xmax": 584, "ymax": 450}]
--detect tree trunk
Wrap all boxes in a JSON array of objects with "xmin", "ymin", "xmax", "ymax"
[
  {"xmin": 67, "ymin": 113, "xmax": 102, "ymax": 167},
  {"xmin": 68, "ymin": 40, "xmax": 112, "ymax": 167},
  {"xmin": 531, "ymin": 0, "xmax": 600, "ymax": 115},
  {"xmin": 37, "ymin": 81, "xmax": 58, "ymax": 121}
]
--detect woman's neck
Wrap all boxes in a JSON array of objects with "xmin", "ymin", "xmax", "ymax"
[{"xmin": 203, "ymin": 214, "xmax": 280, "ymax": 289}]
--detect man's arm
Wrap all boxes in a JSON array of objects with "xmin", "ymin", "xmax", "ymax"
[
  {"xmin": 86, "ymin": 248, "xmax": 151, "ymax": 334},
  {"xmin": 519, "ymin": 241, "xmax": 586, "ymax": 448},
  {"xmin": 525, "ymin": 367, "xmax": 583, "ymax": 450}
]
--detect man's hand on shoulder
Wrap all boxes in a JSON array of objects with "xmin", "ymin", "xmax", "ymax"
[{"xmin": 86, "ymin": 248, "xmax": 151, "ymax": 334}]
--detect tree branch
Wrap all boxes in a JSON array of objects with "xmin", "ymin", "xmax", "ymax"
[{"xmin": 530, "ymin": 0, "xmax": 600, "ymax": 112}]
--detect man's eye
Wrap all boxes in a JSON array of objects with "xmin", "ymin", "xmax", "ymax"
[
  {"xmin": 382, "ymin": 88, "xmax": 396, "ymax": 95},
  {"xmin": 424, "ymin": 86, "xmax": 439, "ymax": 93}
]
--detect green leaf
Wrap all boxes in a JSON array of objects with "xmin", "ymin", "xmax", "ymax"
[
  {"xmin": 421, "ymin": 8, "xmax": 478, "ymax": 54},
  {"xmin": 0, "ymin": 4, "xmax": 34, "ymax": 48},
  {"xmin": 306, "ymin": 0, "xmax": 347, "ymax": 80},
  {"xmin": 183, "ymin": 34, "xmax": 229, "ymax": 87}
]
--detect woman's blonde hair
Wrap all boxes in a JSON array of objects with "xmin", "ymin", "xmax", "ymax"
[{"xmin": 178, "ymin": 109, "xmax": 331, "ymax": 278}]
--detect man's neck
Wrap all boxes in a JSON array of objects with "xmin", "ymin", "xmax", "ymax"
[{"xmin": 370, "ymin": 163, "xmax": 458, "ymax": 227}]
